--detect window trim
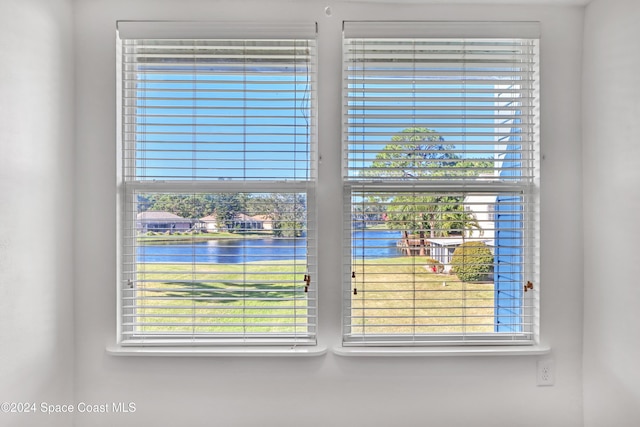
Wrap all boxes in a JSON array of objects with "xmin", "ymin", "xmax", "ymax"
[
  {"xmin": 332, "ymin": 343, "xmax": 550, "ymax": 357},
  {"xmin": 340, "ymin": 21, "xmax": 541, "ymax": 348},
  {"xmin": 115, "ymin": 21, "xmax": 319, "ymax": 348},
  {"xmin": 107, "ymin": 344, "xmax": 328, "ymax": 357}
]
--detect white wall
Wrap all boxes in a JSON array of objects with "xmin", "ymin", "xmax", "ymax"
[
  {"xmin": 583, "ymin": 0, "xmax": 640, "ymax": 425},
  {"xmin": 0, "ymin": 0, "xmax": 75, "ymax": 426},
  {"xmin": 72, "ymin": 1, "xmax": 585, "ymax": 426}
]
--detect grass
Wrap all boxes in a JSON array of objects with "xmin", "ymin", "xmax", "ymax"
[
  {"xmin": 137, "ymin": 231, "xmax": 270, "ymax": 244},
  {"xmin": 130, "ymin": 256, "xmax": 494, "ymax": 336},
  {"xmin": 132, "ymin": 260, "xmax": 311, "ymax": 334},
  {"xmin": 350, "ymin": 257, "xmax": 495, "ymax": 335}
]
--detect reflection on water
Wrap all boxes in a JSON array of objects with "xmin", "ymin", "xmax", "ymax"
[
  {"xmin": 351, "ymin": 229, "xmax": 400, "ymax": 259},
  {"xmin": 137, "ymin": 230, "xmax": 400, "ymax": 263}
]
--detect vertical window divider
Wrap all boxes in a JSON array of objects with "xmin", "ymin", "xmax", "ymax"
[
  {"xmin": 241, "ymin": 40, "xmax": 248, "ymax": 342},
  {"xmin": 191, "ymin": 42, "xmax": 198, "ymax": 341},
  {"xmin": 461, "ymin": 38, "xmax": 468, "ymax": 341}
]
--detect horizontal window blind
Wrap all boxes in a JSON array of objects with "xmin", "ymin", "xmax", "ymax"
[
  {"xmin": 342, "ymin": 22, "xmax": 539, "ymax": 346},
  {"xmin": 344, "ymin": 188, "xmax": 535, "ymax": 345},
  {"xmin": 343, "ymin": 28, "xmax": 538, "ymax": 182},
  {"xmin": 120, "ymin": 35, "xmax": 316, "ymax": 182},
  {"xmin": 117, "ymin": 22, "xmax": 317, "ymax": 346}
]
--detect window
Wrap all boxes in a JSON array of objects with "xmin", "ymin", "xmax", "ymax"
[
  {"xmin": 117, "ymin": 22, "xmax": 317, "ymax": 346},
  {"xmin": 342, "ymin": 22, "xmax": 540, "ymax": 346}
]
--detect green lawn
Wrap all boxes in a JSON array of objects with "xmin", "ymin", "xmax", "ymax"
[
  {"xmin": 350, "ymin": 257, "xmax": 495, "ymax": 335},
  {"xmin": 137, "ymin": 231, "xmax": 270, "ymax": 244},
  {"xmin": 133, "ymin": 260, "xmax": 310, "ymax": 334},
  {"xmin": 131, "ymin": 256, "xmax": 494, "ymax": 335}
]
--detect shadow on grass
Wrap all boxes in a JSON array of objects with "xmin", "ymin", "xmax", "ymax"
[{"xmin": 163, "ymin": 280, "xmax": 306, "ymax": 303}]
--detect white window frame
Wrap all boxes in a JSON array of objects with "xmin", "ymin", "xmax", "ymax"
[
  {"xmin": 341, "ymin": 21, "xmax": 541, "ymax": 348},
  {"xmin": 115, "ymin": 21, "xmax": 319, "ymax": 348}
]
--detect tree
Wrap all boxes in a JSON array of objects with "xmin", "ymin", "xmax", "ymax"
[
  {"xmin": 271, "ymin": 193, "xmax": 306, "ymax": 238},
  {"xmin": 384, "ymin": 193, "xmax": 476, "ymax": 256},
  {"xmin": 141, "ymin": 194, "xmax": 216, "ymax": 220},
  {"xmin": 212, "ymin": 193, "xmax": 247, "ymax": 232},
  {"xmin": 370, "ymin": 127, "xmax": 482, "ymax": 255},
  {"xmin": 249, "ymin": 193, "xmax": 306, "ymax": 238},
  {"xmin": 369, "ymin": 127, "xmax": 454, "ymax": 179},
  {"xmin": 138, "ymin": 193, "xmax": 248, "ymax": 232}
]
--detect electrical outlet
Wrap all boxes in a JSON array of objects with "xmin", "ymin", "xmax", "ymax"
[{"xmin": 537, "ymin": 359, "xmax": 555, "ymax": 386}]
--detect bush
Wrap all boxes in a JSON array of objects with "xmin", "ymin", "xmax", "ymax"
[{"xmin": 451, "ymin": 241, "xmax": 494, "ymax": 282}]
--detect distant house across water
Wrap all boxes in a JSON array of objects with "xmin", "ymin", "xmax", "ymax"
[
  {"xmin": 137, "ymin": 211, "xmax": 192, "ymax": 234},
  {"xmin": 250, "ymin": 215, "xmax": 273, "ymax": 231},
  {"xmin": 199, "ymin": 215, "xmax": 219, "ymax": 232},
  {"xmin": 199, "ymin": 213, "xmax": 268, "ymax": 233}
]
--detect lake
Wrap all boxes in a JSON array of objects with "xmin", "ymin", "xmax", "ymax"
[{"xmin": 137, "ymin": 229, "xmax": 401, "ymax": 263}]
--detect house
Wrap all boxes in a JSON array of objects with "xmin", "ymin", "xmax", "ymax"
[
  {"xmin": 424, "ymin": 237, "xmax": 494, "ymax": 272},
  {"xmin": 250, "ymin": 214, "xmax": 273, "ymax": 230},
  {"xmin": 5, "ymin": 0, "xmax": 639, "ymax": 426},
  {"xmin": 136, "ymin": 211, "xmax": 192, "ymax": 233},
  {"xmin": 199, "ymin": 214, "xmax": 219, "ymax": 232},
  {"xmin": 420, "ymin": 191, "xmax": 496, "ymax": 269},
  {"xmin": 463, "ymin": 191, "xmax": 497, "ymax": 241},
  {"xmin": 228, "ymin": 213, "xmax": 263, "ymax": 231},
  {"xmin": 199, "ymin": 213, "xmax": 265, "ymax": 232}
]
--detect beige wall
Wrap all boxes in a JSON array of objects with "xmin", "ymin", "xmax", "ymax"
[
  {"xmin": 0, "ymin": 0, "xmax": 593, "ymax": 425},
  {"xmin": 73, "ymin": 1, "xmax": 585, "ymax": 426},
  {"xmin": 583, "ymin": 0, "xmax": 640, "ymax": 425},
  {"xmin": 0, "ymin": 0, "xmax": 75, "ymax": 426}
]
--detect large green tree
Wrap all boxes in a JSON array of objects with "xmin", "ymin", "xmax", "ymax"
[
  {"xmin": 368, "ymin": 127, "xmax": 454, "ymax": 179},
  {"xmin": 212, "ymin": 193, "xmax": 247, "ymax": 232},
  {"xmin": 248, "ymin": 193, "xmax": 306, "ymax": 238},
  {"xmin": 138, "ymin": 194, "xmax": 216, "ymax": 219},
  {"xmin": 369, "ymin": 128, "xmax": 485, "ymax": 255},
  {"xmin": 139, "ymin": 192, "xmax": 248, "ymax": 232}
]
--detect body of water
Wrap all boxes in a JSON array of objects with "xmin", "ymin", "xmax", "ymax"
[{"xmin": 137, "ymin": 229, "xmax": 401, "ymax": 263}]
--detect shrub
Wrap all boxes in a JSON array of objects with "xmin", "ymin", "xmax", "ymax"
[{"xmin": 451, "ymin": 241, "xmax": 494, "ymax": 282}]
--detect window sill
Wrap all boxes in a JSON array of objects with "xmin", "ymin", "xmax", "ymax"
[
  {"xmin": 333, "ymin": 344, "xmax": 551, "ymax": 357},
  {"xmin": 106, "ymin": 345, "xmax": 328, "ymax": 357}
]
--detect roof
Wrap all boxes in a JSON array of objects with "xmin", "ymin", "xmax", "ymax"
[
  {"xmin": 234, "ymin": 213, "xmax": 261, "ymax": 222},
  {"xmin": 425, "ymin": 238, "xmax": 494, "ymax": 247},
  {"xmin": 137, "ymin": 211, "xmax": 189, "ymax": 221},
  {"xmin": 199, "ymin": 213, "xmax": 265, "ymax": 222},
  {"xmin": 250, "ymin": 215, "xmax": 272, "ymax": 222}
]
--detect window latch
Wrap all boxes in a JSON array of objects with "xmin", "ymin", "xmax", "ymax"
[
  {"xmin": 352, "ymin": 271, "xmax": 357, "ymax": 295},
  {"xmin": 524, "ymin": 281, "xmax": 534, "ymax": 292},
  {"xmin": 303, "ymin": 274, "xmax": 311, "ymax": 293}
]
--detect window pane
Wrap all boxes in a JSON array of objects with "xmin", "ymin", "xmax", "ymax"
[
  {"xmin": 343, "ymin": 38, "xmax": 537, "ymax": 183},
  {"xmin": 122, "ymin": 39, "xmax": 316, "ymax": 182},
  {"xmin": 344, "ymin": 190, "xmax": 533, "ymax": 343},
  {"xmin": 121, "ymin": 191, "xmax": 316, "ymax": 344}
]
